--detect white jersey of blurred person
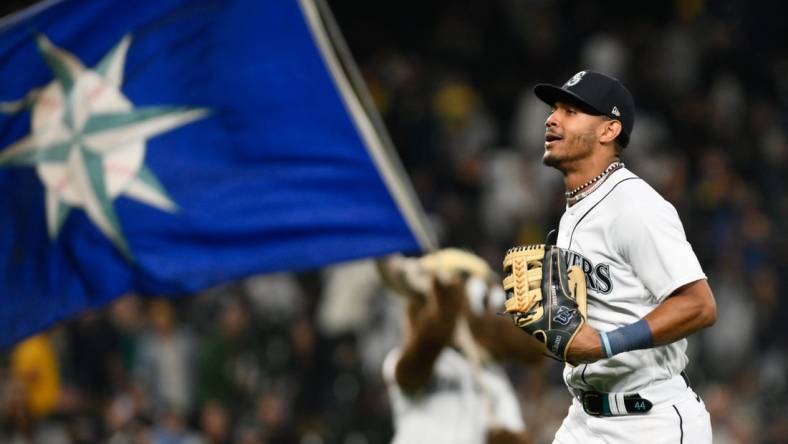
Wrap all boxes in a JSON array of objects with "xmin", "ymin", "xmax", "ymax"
[{"xmin": 378, "ymin": 251, "xmax": 542, "ymax": 444}]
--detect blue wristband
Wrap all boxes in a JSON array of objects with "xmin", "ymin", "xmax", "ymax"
[
  {"xmin": 599, "ymin": 331, "xmax": 613, "ymax": 357},
  {"xmin": 599, "ymin": 319, "xmax": 654, "ymax": 358}
]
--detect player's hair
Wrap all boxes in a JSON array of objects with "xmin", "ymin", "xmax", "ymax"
[{"xmin": 613, "ymin": 139, "xmax": 625, "ymax": 155}]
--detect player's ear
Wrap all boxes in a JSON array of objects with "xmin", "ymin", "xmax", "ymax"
[{"xmin": 599, "ymin": 118, "xmax": 622, "ymax": 144}]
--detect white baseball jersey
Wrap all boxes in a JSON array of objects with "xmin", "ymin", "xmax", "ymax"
[
  {"xmin": 383, "ymin": 347, "xmax": 525, "ymax": 444},
  {"xmin": 556, "ymin": 167, "xmax": 706, "ymax": 394}
]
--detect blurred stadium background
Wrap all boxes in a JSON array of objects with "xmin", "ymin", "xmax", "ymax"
[{"xmin": 1, "ymin": 0, "xmax": 787, "ymax": 443}]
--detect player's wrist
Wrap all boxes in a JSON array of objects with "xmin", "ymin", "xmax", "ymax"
[
  {"xmin": 566, "ymin": 323, "xmax": 604, "ymax": 364},
  {"xmin": 598, "ymin": 319, "xmax": 654, "ymax": 358}
]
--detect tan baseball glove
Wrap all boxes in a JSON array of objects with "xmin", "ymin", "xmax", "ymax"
[{"xmin": 502, "ymin": 244, "xmax": 588, "ymax": 362}]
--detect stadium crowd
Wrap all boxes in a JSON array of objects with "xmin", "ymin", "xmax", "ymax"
[{"xmin": 1, "ymin": 0, "xmax": 787, "ymax": 443}]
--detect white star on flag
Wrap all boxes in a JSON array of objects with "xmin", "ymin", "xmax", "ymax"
[{"xmin": 0, "ymin": 34, "xmax": 209, "ymax": 259}]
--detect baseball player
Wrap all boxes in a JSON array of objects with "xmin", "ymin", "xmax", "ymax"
[
  {"xmin": 504, "ymin": 70, "xmax": 717, "ymax": 443},
  {"xmin": 378, "ymin": 250, "xmax": 542, "ymax": 444}
]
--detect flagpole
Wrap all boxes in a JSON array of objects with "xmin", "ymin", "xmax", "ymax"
[
  {"xmin": 0, "ymin": 0, "xmax": 64, "ymax": 30},
  {"xmin": 298, "ymin": 0, "xmax": 437, "ymax": 253}
]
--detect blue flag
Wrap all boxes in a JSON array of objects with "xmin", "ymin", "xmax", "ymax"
[{"xmin": 0, "ymin": 0, "xmax": 433, "ymax": 348}]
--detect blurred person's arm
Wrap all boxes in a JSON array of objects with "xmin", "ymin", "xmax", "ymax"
[
  {"xmin": 394, "ymin": 276, "xmax": 465, "ymax": 393},
  {"xmin": 468, "ymin": 311, "xmax": 544, "ymax": 365}
]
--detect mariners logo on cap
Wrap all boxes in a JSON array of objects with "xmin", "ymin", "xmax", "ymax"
[{"xmin": 564, "ymin": 71, "xmax": 586, "ymax": 87}]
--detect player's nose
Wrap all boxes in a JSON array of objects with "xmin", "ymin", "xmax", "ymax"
[{"xmin": 545, "ymin": 110, "xmax": 559, "ymax": 128}]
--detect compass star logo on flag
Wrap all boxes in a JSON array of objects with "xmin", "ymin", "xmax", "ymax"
[{"xmin": 0, "ymin": 34, "xmax": 209, "ymax": 259}]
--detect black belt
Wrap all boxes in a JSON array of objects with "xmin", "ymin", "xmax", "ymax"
[
  {"xmin": 580, "ymin": 392, "xmax": 653, "ymax": 416},
  {"xmin": 577, "ymin": 371, "xmax": 690, "ymax": 417}
]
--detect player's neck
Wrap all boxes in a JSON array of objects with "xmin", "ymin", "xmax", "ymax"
[
  {"xmin": 563, "ymin": 154, "xmax": 620, "ymax": 189},
  {"xmin": 563, "ymin": 157, "xmax": 623, "ymax": 205}
]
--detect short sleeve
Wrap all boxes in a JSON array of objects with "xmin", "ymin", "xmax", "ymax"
[{"xmin": 614, "ymin": 198, "xmax": 706, "ymax": 302}]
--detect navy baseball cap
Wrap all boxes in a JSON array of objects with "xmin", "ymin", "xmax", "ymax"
[{"xmin": 534, "ymin": 70, "xmax": 635, "ymax": 147}]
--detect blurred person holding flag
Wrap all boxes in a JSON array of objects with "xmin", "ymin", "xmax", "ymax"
[{"xmin": 378, "ymin": 250, "xmax": 543, "ymax": 444}]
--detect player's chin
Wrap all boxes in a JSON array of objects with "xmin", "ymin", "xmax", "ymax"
[{"xmin": 542, "ymin": 150, "xmax": 562, "ymax": 168}]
